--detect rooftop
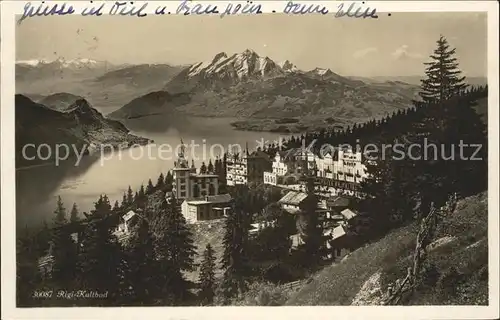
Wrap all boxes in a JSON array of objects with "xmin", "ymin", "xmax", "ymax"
[
  {"xmin": 278, "ymin": 191, "xmax": 309, "ymax": 205},
  {"xmin": 327, "ymin": 196, "xmax": 351, "ymax": 208},
  {"xmin": 341, "ymin": 208, "xmax": 358, "ymax": 220},
  {"xmin": 186, "ymin": 193, "xmax": 232, "ymax": 206}
]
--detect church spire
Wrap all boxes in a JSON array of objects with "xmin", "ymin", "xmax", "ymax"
[{"xmin": 179, "ymin": 139, "xmax": 186, "ymax": 158}]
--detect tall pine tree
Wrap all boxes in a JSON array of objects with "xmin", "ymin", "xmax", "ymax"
[
  {"xmin": 146, "ymin": 179, "xmax": 155, "ymax": 194},
  {"xmin": 198, "ymin": 244, "xmax": 217, "ymax": 306},
  {"xmin": 76, "ymin": 195, "xmax": 122, "ymax": 305},
  {"xmin": 125, "ymin": 218, "xmax": 158, "ymax": 305},
  {"xmin": 50, "ymin": 196, "xmax": 77, "ymax": 284},
  {"xmin": 220, "ymin": 186, "xmax": 251, "ymax": 302},
  {"xmin": 69, "ymin": 203, "xmax": 79, "ymax": 223},
  {"xmin": 297, "ymin": 177, "xmax": 325, "ymax": 267},
  {"xmin": 419, "ymin": 35, "xmax": 467, "ymax": 104},
  {"xmin": 153, "ymin": 197, "xmax": 197, "ymax": 304},
  {"xmin": 126, "ymin": 186, "xmax": 134, "ymax": 206}
]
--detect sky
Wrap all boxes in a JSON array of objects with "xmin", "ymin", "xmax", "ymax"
[{"xmin": 16, "ymin": 12, "xmax": 487, "ymax": 77}]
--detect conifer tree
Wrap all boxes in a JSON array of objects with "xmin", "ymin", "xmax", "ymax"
[
  {"xmin": 360, "ymin": 145, "xmax": 418, "ymax": 233},
  {"xmin": 53, "ymin": 196, "xmax": 67, "ymax": 225},
  {"xmin": 77, "ymin": 195, "xmax": 122, "ymax": 304},
  {"xmin": 51, "ymin": 196, "xmax": 77, "ymax": 284},
  {"xmin": 112, "ymin": 200, "xmax": 120, "ymax": 212},
  {"xmin": 419, "ymin": 35, "xmax": 467, "ymax": 104},
  {"xmin": 200, "ymin": 162, "xmax": 207, "ymax": 174},
  {"xmin": 138, "ymin": 185, "xmax": 146, "ymax": 208},
  {"xmin": 157, "ymin": 172, "xmax": 165, "ymax": 190},
  {"xmin": 17, "ymin": 231, "xmax": 40, "ymax": 306},
  {"xmin": 121, "ymin": 192, "xmax": 128, "ymax": 209},
  {"xmin": 220, "ymin": 186, "xmax": 251, "ymax": 302},
  {"xmin": 70, "ymin": 203, "xmax": 79, "ymax": 223},
  {"xmin": 153, "ymin": 198, "xmax": 197, "ymax": 304},
  {"xmin": 126, "ymin": 186, "xmax": 134, "ymax": 206},
  {"xmin": 207, "ymin": 160, "xmax": 214, "ymax": 173},
  {"xmin": 297, "ymin": 177, "xmax": 324, "ymax": 266},
  {"xmin": 126, "ymin": 218, "xmax": 158, "ymax": 305},
  {"xmin": 198, "ymin": 244, "xmax": 217, "ymax": 305},
  {"xmin": 146, "ymin": 179, "xmax": 155, "ymax": 194},
  {"xmin": 165, "ymin": 172, "xmax": 174, "ymax": 191},
  {"xmin": 251, "ymin": 203, "xmax": 292, "ymax": 263}
]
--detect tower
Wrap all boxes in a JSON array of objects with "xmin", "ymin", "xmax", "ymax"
[{"xmin": 171, "ymin": 139, "xmax": 194, "ymax": 200}]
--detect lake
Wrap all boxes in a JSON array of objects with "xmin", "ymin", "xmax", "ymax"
[{"xmin": 16, "ymin": 116, "xmax": 289, "ymax": 230}]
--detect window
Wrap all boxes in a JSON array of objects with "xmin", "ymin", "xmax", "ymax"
[
  {"xmin": 180, "ymin": 178, "xmax": 186, "ymax": 184},
  {"xmin": 180, "ymin": 191, "xmax": 186, "ymax": 197},
  {"xmin": 180, "ymin": 185, "xmax": 186, "ymax": 190}
]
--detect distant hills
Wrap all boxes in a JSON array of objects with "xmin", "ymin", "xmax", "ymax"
[
  {"xmin": 107, "ymin": 91, "xmax": 190, "ymax": 120},
  {"xmin": 352, "ymin": 75, "xmax": 488, "ymax": 87},
  {"xmin": 15, "ymin": 94, "xmax": 150, "ymax": 168},
  {"xmin": 16, "ymin": 59, "xmax": 183, "ymax": 112}
]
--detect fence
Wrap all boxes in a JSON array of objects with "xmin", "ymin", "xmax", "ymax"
[{"xmin": 282, "ymin": 280, "xmax": 301, "ymax": 290}]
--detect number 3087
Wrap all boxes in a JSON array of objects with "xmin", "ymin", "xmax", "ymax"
[{"xmin": 33, "ymin": 290, "xmax": 53, "ymax": 298}]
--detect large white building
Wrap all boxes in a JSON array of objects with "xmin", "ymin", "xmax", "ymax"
[
  {"xmin": 171, "ymin": 142, "xmax": 219, "ymax": 200},
  {"xmin": 226, "ymin": 150, "xmax": 272, "ymax": 186},
  {"xmin": 263, "ymin": 147, "xmax": 367, "ymax": 197},
  {"xmin": 170, "ymin": 140, "xmax": 232, "ymax": 223},
  {"xmin": 263, "ymin": 148, "xmax": 313, "ymax": 186}
]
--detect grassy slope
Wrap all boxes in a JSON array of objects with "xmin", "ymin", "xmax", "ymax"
[{"xmin": 286, "ymin": 191, "xmax": 488, "ymax": 305}]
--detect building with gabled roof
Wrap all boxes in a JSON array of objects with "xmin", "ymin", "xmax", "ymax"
[
  {"xmin": 278, "ymin": 191, "xmax": 312, "ymax": 214},
  {"xmin": 340, "ymin": 208, "xmax": 358, "ymax": 221}
]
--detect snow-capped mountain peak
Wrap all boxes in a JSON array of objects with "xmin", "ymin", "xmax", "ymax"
[
  {"xmin": 312, "ymin": 67, "xmax": 334, "ymax": 77},
  {"xmin": 187, "ymin": 49, "xmax": 284, "ymax": 80},
  {"xmin": 16, "ymin": 59, "xmax": 50, "ymax": 67},
  {"xmin": 16, "ymin": 58, "xmax": 107, "ymax": 69}
]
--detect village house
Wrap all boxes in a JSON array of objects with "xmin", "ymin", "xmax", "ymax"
[
  {"xmin": 340, "ymin": 208, "xmax": 358, "ymax": 223},
  {"xmin": 112, "ymin": 210, "xmax": 140, "ymax": 242},
  {"xmin": 180, "ymin": 194, "xmax": 233, "ymax": 223},
  {"xmin": 289, "ymin": 225, "xmax": 350, "ymax": 260},
  {"xmin": 278, "ymin": 191, "xmax": 312, "ymax": 214},
  {"xmin": 325, "ymin": 224, "xmax": 351, "ymax": 260}
]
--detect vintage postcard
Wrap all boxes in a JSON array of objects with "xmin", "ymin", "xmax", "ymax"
[{"xmin": 1, "ymin": 1, "xmax": 499, "ymax": 319}]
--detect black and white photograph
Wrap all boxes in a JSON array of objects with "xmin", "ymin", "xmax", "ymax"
[{"xmin": 1, "ymin": 1, "xmax": 498, "ymax": 317}]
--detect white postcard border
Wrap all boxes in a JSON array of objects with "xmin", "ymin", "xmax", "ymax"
[{"xmin": 1, "ymin": 1, "xmax": 499, "ymax": 319}]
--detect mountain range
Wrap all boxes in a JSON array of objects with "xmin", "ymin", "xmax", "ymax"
[
  {"xmin": 16, "ymin": 51, "xmax": 487, "ymax": 133},
  {"xmin": 111, "ymin": 49, "xmax": 420, "ymax": 132},
  {"xmin": 15, "ymin": 94, "xmax": 150, "ymax": 168}
]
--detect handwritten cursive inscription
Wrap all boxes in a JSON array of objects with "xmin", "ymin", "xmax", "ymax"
[
  {"xmin": 81, "ymin": 2, "xmax": 105, "ymax": 16},
  {"xmin": 108, "ymin": 1, "xmax": 148, "ymax": 17},
  {"xmin": 18, "ymin": 2, "xmax": 75, "ymax": 24},
  {"xmin": 336, "ymin": 2, "xmax": 378, "ymax": 19},
  {"xmin": 220, "ymin": 1, "xmax": 263, "ymax": 18},
  {"xmin": 283, "ymin": 1, "xmax": 329, "ymax": 15},
  {"xmin": 176, "ymin": 0, "xmax": 220, "ymax": 15}
]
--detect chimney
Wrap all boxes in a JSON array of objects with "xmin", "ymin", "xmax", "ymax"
[{"xmin": 205, "ymin": 196, "xmax": 209, "ymax": 201}]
